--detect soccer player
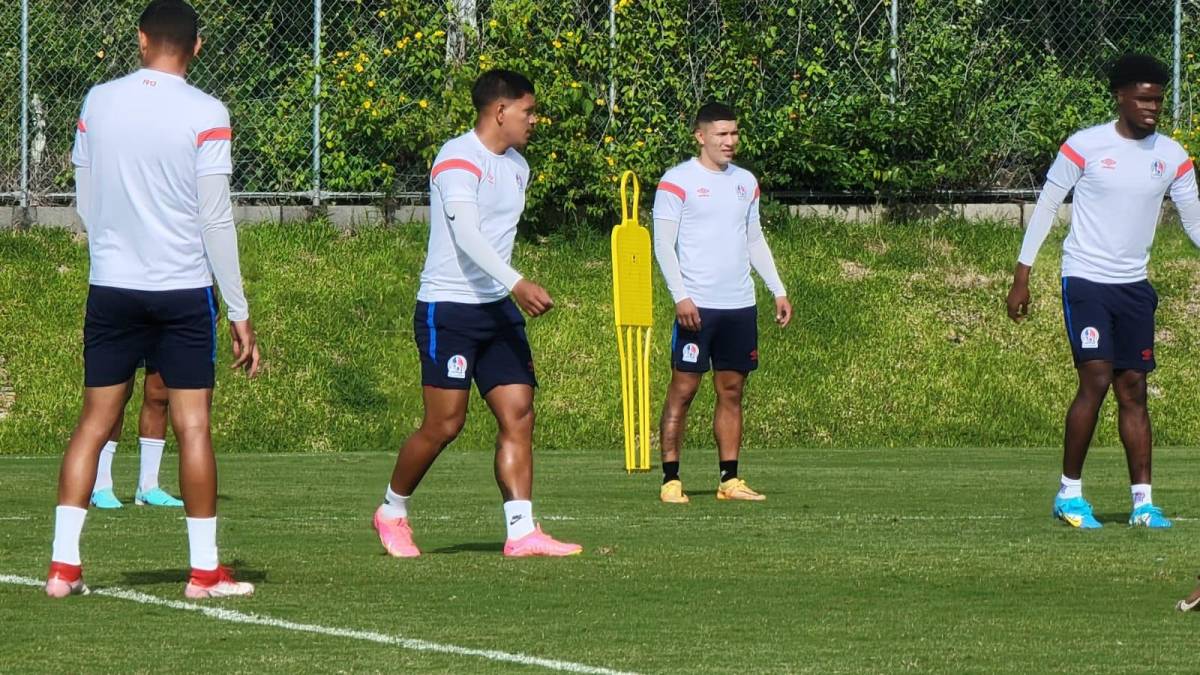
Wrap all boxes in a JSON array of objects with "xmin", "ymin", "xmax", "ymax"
[
  {"xmin": 1007, "ymin": 54, "xmax": 1200, "ymax": 529},
  {"xmin": 89, "ymin": 368, "xmax": 185, "ymax": 509},
  {"xmin": 652, "ymin": 102, "xmax": 791, "ymax": 504},
  {"xmin": 45, "ymin": 0, "xmax": 260, "ymax": 599},
  {"xmin": 372, "ymin": 70, "xmax": 581, "ymax": 558}
]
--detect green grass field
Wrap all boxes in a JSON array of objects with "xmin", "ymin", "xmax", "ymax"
[
  {"xmin": 6, "ymin": 216, "xmax": 1200, "ymax": 456},
  {"xmin": 3, "ymin": 448, "xmax": 1200, "ymax": 673}
]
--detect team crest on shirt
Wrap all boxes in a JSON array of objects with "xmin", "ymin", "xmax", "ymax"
[
  {"xmin": 682, "ymin": 343, "xmax": 700, "ymax": 363},
  {"xmin": 1151, "ymin": 159, "xmax": 1166, "ymax": 179},
  {"xmin": 447, "ymin": 354, "xmax": 468, "ymax": 379},
  {"xmin": 515, "ymin": 173, "xmax": 525, "ymax": 191},
  {"xmin": 736, "ymin": 184, "xmax": 748, "ymax": 201},
  {"xmin": 1080, "ymin": 327, "xmax": 1100, "ymax": 349}
]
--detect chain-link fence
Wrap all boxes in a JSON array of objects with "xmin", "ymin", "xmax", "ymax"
[{"xmin": 1, "ymin": 0, "xmax": 1195, "ymax": 210}]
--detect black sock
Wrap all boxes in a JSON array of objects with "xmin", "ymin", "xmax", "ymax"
[
  {"xmin": 719, "ymin": 460, "xmax": 738, "ymax": 482},
  {"xmin": 662, "ymin": 461, "xmax": 680, "ymax": 484}
]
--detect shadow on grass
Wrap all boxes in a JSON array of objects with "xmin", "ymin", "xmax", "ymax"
[
  {"xmin": 120, "ymin": 561, "xmax": 267, "ymax": 586},
  {"xmin": 429, "ymin": 541, "xmax": 504, "ymax": 554}
]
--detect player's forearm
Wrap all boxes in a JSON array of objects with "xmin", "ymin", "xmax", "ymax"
[
  {"xmin": 1175, "ymin": 197, "xmax": 1200, "ymax": 249},
  {"xmin": 747, "ymin": 221, "xmax": 786, "ymax": 297},
  {"xmin": 652, "ymin": 218, "xmax": 691, "ymax": 303},
  {"xmin": 198, "ymin": 174, "xmax": 250, "ymax": 321},
  {"xmin": 444, "ymin": 200, "xmax": 523, "ymax": 290},
  {"xmin": 1016, "ymin": 181, "xmax": 1071, "ymax": 267},
  {"xmin": 74, "ymin": 167, "xmax": 90, "ymax": 230}
]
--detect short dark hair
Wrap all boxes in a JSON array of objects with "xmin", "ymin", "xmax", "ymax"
[
  {"xmin": 695, "ymin": 102, "xmax": 736, "ymax": 128},
  {"xmin": 1108, "ymin": 53, "xmax": 1169, "ymax": 92},
  {"xmin": 471, "ymin": 70, "xmax": 535, "ymax": 111},
  {"xmin": 139, "ymin": 0, "xmax": 199, "ymax": 57}
]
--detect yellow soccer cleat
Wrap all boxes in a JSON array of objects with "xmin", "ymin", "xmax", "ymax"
[
  {"xmin": 660, "ymin": 479, "xmax": 690, "ymax": 504},
  {"xmin": 717, "ymin": 478, "xmax": 766, "ymax": 501}
]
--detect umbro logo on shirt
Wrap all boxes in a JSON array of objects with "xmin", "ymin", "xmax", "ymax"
[
  {"xmin": 1101, "ymin": 158, "xmax": 1117, "ymax": 170},
  {"xmin": 696, "ymin": 187, "xmax": 711, "ymax": 198}
]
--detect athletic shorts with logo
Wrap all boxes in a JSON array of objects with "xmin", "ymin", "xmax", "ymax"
[
  {"xmin": 85, "ymin": 285, "xmax": 219, "ymax": 388},
  {"xmin": 1060, "ymin": 276, "xmax": 1157, "ymax": 371},
  {"xmin": 413, "ymin": 298, "xmax": 536, "ymax": 394},
  {"xmin": 671, "ymin": 306, "xmax": 758, "ymax": 373}
]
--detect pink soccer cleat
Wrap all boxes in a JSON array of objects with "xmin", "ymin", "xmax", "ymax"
[
  {"xmin": 373, "ymin": 506, "xmax": 420, "ymax": 558},
  {"xmin": 184, "ymin": 565, "xmax": 254, "ymax": 599},
  {"xmin": 503, "ymin": 524, "xmax": 583, "ymax": 558},
  {"xmin": 45, "ymin": 561, "xmax": 89, "ymax": 598}
]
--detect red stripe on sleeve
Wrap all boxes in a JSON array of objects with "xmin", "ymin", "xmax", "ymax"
[
  {"xmin": 1176, "ymin": 159, "xmax": 1195, "ymax": 179},
  {"xmin": 76, "ymin": 118, "xmax": 87, "ymax": 132},
  {"xmin": 1059, "ymin": 143, "xmax": 1085, "ymax": 170},
  {"xmin": 431, "ymin": 158, "xmax": 483, "ymax": 180},
  {"xmin": 753, "ymin": 185, "xmax": 761, "ymax": 200},
  {"xmin": 197, "ymin": 127, "xmax": 232, "ymax": 146},
  {"xmin": 657, "ymin": 181, "xmax": 686, "ymax": 201}
]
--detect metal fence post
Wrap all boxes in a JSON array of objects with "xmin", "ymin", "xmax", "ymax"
[
  {"xmin": 1173, "ymin": 0, "xmax": 1182, "ymax": 129},
  {"xmin": 19, "ymin": 0, "xmax": 29, "ymax": 209},
  {"xmin": 312, "ymin": 0, "xmax": 322, "ymax": 206},
  {"xmin": 608, "ymin": 0, "xmax": 616, "ymax": 116},
  {"xmin": 889, "ymin": 0, "xmax": 898, "ymax": 105}
]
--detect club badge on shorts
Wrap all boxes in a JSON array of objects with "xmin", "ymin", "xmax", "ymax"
[
  {"xmin": 1080, "ymin": 327, "xmax": 1100, "ymax": 349},
  {"xmin": 447, "ymin": 354, "xmax": 468, "ymax": 379},
  {"xmin": 682, "ymin": 343, "xmax": 700, "ymax": 363}
]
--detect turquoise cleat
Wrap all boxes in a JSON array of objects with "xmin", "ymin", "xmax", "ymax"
[
  {"xmin": 1129, "ymin": 503, "xmax": 1172, "ymax": 528},
  {"xmin": 135, "ymin": 487, "xmax": 184, "ymax": 507},
  {"xmin": 90, "ymin": 488, "xmax": 123, "ymax": 509},
  {"xmin": 1052, "ymin": 495, "xmax": 1101, "ymax": 529}
]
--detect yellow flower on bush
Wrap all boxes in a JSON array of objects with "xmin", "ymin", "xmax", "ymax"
[
  {"xmin": 606, "ymin": 156, "xmax": 615, "ymax": 166},
  {"xmin": 358, "ymin": 53, "xmax": 368, "ymax": 62},
  {"xmin": 595, "ymin": 97, "xmax": 605, "ymax": 106},
  {"xmin": 552, "ymin": 39, "xmax": 562, "ymax": 49},
  {"xmin": 604, "ymin": 135, "xmax": 614, "ymax": 144},
  {"xmin": 418, "ymin": 99, "xmax": 429, "ymax": 109},
  {"xmin": 415, "ymin": 31, "xmax": 423, "ymax": 40},
  {"xmin": 383, "ymin": 48, "xmax": 392, "ymax": 56},
  {"xmin": 362, "ymin": 100, "xmax": 372, "ymax": 109},
  {"xmin": 549, "ymin": 152, "xmax": 558, "ymax": 160},
  {"xmin": 635, "ymin": 140, "xmax": 644, "ymax": 148},
  {"xmin": 569, "ymin": 81, "xmax": 581, "ymax": 89},
  {"xmin": 367, "ymin": 80, "xmax": 375, "ymax": 88},
  {"xmin": 489, "ymin": 19, "xmax": 499, "ymax": 28},
  {"xmin": 433, "ymin": 30, "xmax": 445, "ymax": 38},
  {"xmin": 354, "ymin": 63, "xmax": 364, "ymax": 73}
]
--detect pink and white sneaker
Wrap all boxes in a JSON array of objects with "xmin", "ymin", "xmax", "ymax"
[
  {"xmin": 45, "ymin": 561, "xmax": 89, "ymax": 598},
  {"xmin": 184, "ymin": 565, "xmax": 254, "ymax": 599},
  {"xmin": 374, "ymin": 506, "xmax": 420, "ymax": 558},
  {"xmin": 503, "ymin": 525, "xmax": 583, "ymax": 558}
]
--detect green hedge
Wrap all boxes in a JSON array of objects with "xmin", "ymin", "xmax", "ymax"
[{"xmin": 2, "ymin": 1, "xmax": 1189, "ymax": 228}]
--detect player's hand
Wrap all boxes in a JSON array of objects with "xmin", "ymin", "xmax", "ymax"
[
  {"xmin": 774, "ymin": 296, "xmax": 792, "ymax": 327},
  {"xmin": 675, "ymin": 298, "xmax": 701, "ymax": 331},
  {"xmin": 512, "ymin": 279, "xmax": 554, "ymax": 317},
  {"xmin": 229, "ymin": 319, "xmax": 261, "ymax": 377},
  {"xmin": 1007, "ymin": 264, "xmax": 1032, "ymax": 323}
]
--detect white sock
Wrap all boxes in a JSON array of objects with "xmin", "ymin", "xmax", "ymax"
[
  {"xmin": 503, "ymin": 500, "xmax": 535, "ymax": 540},
  {"xmin": 93, "ymin": 441, "xmax": 117, "ymax": 492},
  {"xmin": 1131, "ymin": 484, "xmax": 1152, "ymax": 509},
  {"xmin": 51, "ymin": 505, "xmax": 88, "ymax": 565},
  {"xmin": 380, "ymin": 485, "xmax": 409, "ymax": 519},
  {"xmin": 1058, "ymin": 475, "xmax": 1082, "ymax": 500},
  {"xmin": 138, "ymin": 437, "xmax": 166, "ymax": 492},
  {"xmin": 185, "ymin": 517, "xmax": 219, "ymax": 571}
]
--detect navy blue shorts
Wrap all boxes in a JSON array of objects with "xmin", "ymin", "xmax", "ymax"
[
  {"xmin": 413, "ymin": 298, "xmax": 536, "ymax": 394},
  {"xmin": 1060, "ymin": 276, "xmax": 1157, "ymax": 371},
  {"xmin": 671, "ymin": 306, "xmax": 758, "ymax": 373},
  {"xmin": 84, "ymin": 285, "xmax": 218, "ymax": 389}
]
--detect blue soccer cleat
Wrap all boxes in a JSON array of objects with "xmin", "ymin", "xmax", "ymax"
[
  {"xmin": 1053, "ymin": 495, "xmax": 1101, "ymax": 529},
  {"xmin": 135, "ymin": 487, "xmax": 184, "ymax": 507},
  {"xmin": 1129, "ymin": 503, "xmax": 1172, "ymax": 529},
  {"xmin": 90, "ymin": 488, "xmax": 123, "ymax": 509}
]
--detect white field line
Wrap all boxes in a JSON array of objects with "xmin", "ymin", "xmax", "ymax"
[{"xmin": 0, "ymin": 574, "xmax": 637, "ymax": 675}]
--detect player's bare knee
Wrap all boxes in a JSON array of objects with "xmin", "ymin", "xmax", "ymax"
[{"xmin": 424, "ymin": 415, "xmax": 466, "ymax": 444}]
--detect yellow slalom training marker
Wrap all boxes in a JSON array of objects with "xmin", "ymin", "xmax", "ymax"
[{"xmin": 611, "ymin": 170, "xmax": 652, "ymax": 473}]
